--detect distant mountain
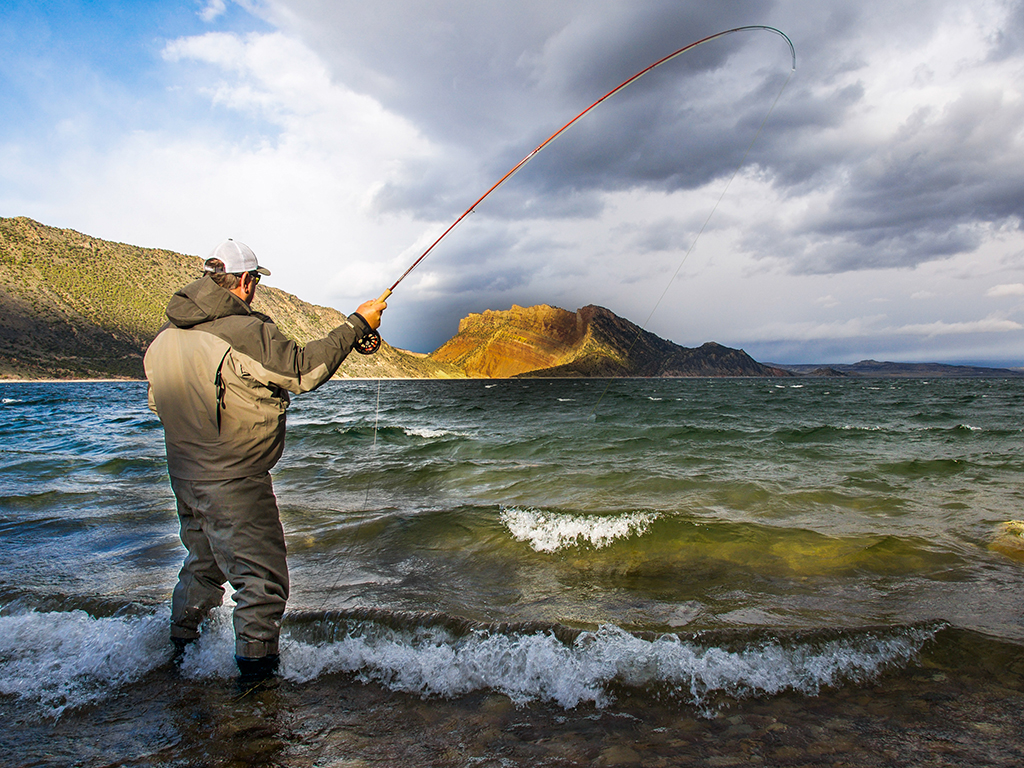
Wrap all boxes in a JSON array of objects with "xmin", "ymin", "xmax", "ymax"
[
  {"xmin": 776, "ymin": 360, "xmax": 1024, "ymax": 378},
  {"xmin": 429, "ymin": 304, "xmax": 791, "ymax": 378}
]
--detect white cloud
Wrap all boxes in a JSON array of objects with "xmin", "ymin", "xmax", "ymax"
[
  {"xmin": 734, "ymin": 312, "xmax": 1022, "ymax": 344},
  {"xmin": 897, "ymin": 316, "xmax": 1023, "ymax": 336},
  {"xmin": 988, "ymin": 283, "xmax": 1024, "ymax": 297},
  {"xmin": 199, "ymin": 0, "xmax": 228, "ymax": 23},
  {"xmin": 744, "ymin": 315, "xmax": 891, "ymax": 343},
  {"xmin": 70, "ymin": 30, "xmax": 438, "ymax": 304}
]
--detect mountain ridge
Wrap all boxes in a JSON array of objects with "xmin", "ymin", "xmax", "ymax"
[
  {"xmin": 0, "ymin": 216, "xmax": 463, "ymax": 380},
  {"xmin": 431, "ymin": 303, "xmax": 790, "ymax": 378},
  {"xmin": 774, "ymin": 360, "xmax": 1024, "ymax": 378},
  {"xmin": 1, "ymin": 216, "xmax": 1019, "ymax": 380}
]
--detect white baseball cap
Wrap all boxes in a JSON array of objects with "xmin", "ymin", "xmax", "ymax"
[{"xmin": 204, "ymin": 239, "xmax": 271, "ymax": 276}]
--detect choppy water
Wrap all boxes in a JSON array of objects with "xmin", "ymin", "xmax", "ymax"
[{"xmin": 2, "ymin": 378, "xmax": 1024, "ymax": 766}]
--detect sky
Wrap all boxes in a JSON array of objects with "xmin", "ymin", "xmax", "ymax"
[{"xmin": 2, "ymin": 1, "xmax": 1024, "ymax": 366}]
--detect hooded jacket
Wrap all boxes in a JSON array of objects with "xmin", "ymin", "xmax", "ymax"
[{"xmin": 144, "ymin": 275, "xmax": 371, "ymax": 480}]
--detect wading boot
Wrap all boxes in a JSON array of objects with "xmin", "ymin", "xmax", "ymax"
[
  {"xmin": 235, "ymin": 653, "xmax": 280, "ymax": 689},
  {"xmin": 171, "ymin": 637, "xmax": 194, "ymax": 666}
]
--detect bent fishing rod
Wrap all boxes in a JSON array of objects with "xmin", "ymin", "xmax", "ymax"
[{"xmin": 354, "ymin": 24, "xmax": 796, "ymax": 355}]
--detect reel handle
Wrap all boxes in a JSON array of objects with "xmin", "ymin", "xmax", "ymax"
[{"xmin": 353, "ymin": 289, "xmax": 392, "ymax": 355}]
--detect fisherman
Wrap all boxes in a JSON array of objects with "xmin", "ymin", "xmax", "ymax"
[{"xmin": 144, "ymin": 239, "xmax": 386, "ymax": 683}]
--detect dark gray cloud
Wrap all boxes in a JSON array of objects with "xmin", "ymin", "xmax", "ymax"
[
  {"xmin": 269, "ymin": 1, "xmax": 796, "ymax": 213},
  {"xmin": 764, "ymin": 86, "xmax": 1024, "ymax": 274}
]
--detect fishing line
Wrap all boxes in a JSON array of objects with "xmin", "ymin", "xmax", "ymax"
[
  {"xmin": 589, "ymin": 58, "xmax": 796, "ymax": 414},
  {"xmin": 316, "ymin": 24, "xmax": 796, "ymax": 619},
  {"xmin": 353, "ymin": 24, "xmax": 796, "ymax": 355},
  {"xmin": 363, "ymin": 378, "xmax": 382, "ymax": 511},
  {"xmin": 312, "ymin": 377, "xmax": 384, "ymax": 619}
]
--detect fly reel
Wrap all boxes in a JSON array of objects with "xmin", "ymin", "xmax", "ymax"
[{"xmin": 354, "ymin": 329, "xmax": 382, "ymax": 355}]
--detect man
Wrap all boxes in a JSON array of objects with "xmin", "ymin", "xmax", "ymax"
[{"xmin": 144, "ymin": 239, "xmax": 385, "ymax": 683}]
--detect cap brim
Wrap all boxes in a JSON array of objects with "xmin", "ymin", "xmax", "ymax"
[{"xmin": 257, "ymin": 266, "xmax": 271, "ymax": 276}]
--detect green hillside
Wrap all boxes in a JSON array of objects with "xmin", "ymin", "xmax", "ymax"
[{"xmin": 0, "ymin": 216, "xmax": 462, "ymax": 380}]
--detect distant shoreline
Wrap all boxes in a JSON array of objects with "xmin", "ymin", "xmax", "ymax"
[{"xmin": 0, "ymin": 378, "xmax": 142, "ymax": 384}]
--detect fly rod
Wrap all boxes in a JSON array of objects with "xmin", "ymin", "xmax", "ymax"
[{"xmin": 354, "ymin": 25, "xmax": 795, "ymax": 354}]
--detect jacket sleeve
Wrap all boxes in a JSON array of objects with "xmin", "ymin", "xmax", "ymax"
[{"xmin": 231, "ymin": 312, "xmax": 373, "ymax": 395}]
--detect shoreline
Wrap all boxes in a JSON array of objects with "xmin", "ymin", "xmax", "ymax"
[
  {"xmin": 0, "ymin": 378, "xmax": 142, "ymax": 384},
  {"xmin": 4, "ymin": 369, "xmax": 1024, "ymax": 384}
]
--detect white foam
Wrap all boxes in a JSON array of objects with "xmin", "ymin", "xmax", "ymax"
[
  {"xmin": 0, "ymin": 607, "xmax": 170, "ymax": 716},
  {"xmin": 499, "ymin": 507, "xmax": 659, "ymax": 553},
  {"xmin": 278, "ymin": 623, "xmax": 938, "ymax": 713},
  {"xmin": 0, "ymin": 603, "xmax": 939, "ymax": 717},
  {"xmin": 403, "ymin": 426, "xmax": 467, "ymax": 439},
  {"xmin": 283, "ymin": 625, "xmax": 606, "ymax": 707},
  {"xmin": 175, "ymin": 607, "xmax": 243, "ymax": 680}
]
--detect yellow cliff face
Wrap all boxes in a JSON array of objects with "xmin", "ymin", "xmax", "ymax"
[
  {"xmin": 427, "ymin": 302, "xmax": 790, "ymax": 379},
  {"xmin": 430, "ymin": 304, "xmax": 587, "ymax": 378}
]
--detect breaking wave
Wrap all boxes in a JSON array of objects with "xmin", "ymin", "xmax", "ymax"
[
  {"xmin": 499, "ymin": 507, "xmax": 659, "ymax": 552},
  {"xmin": 0, "ymin": 605, "xmax": 169, "ymax": 716},
  {"xmin": 0, "ymin": 602, "xmax": 943, "ymax": 718}
]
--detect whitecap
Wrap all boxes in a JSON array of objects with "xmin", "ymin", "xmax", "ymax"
[
  {"xmin": 402, "ymin": 426, "xmax": 469, "ymax": 439},
  {"xmin": 499, "ymin": 507, "xmax": 659, "ymax": 553},
  {"xmin": 0, "ymin": 603, "xmax": 939, "ymax": 718}
]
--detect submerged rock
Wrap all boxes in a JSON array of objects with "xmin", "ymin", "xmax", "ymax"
[{"xmin": 990, "ymin": 521, "xmax": 1024, "ymax": 562}]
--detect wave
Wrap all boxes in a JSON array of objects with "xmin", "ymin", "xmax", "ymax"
[
  {"xmin": 281, "ymin": 621, "xmax": 936, "ymax": 714},
  {"xmin": 0, "ymin": 605, "xmax": 168, "ymax": 717},
  {"xmin": 289, "ymin": 422, "xmax": 470, "ymax": 447},
  {"xmin": 500, "ymin": 507, "xmax": 659, "ymax": 553},
  {"xmin": 402, "ymin": 425, "xmax": 470, "ymax": 440},
  {"xmin": 0, "ymin": 601, "xmax": 945, "ymax": 718},
  {"xmin": 874, "ymin": 458, "xmax": 967, "ymax": 479}
]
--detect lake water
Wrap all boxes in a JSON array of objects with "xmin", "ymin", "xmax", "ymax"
[{"xmin": 2, "ymin": 377, "xmax": 1023, "ymax": 766}]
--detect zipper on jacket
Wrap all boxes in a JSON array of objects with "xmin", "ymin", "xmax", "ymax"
[{"xmin": 214, "ymin": 350, "xmax": 230, "ymax": 433}]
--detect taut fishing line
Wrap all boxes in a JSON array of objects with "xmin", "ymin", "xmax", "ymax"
[
  {"xmin": 320, "ymin": 26, "xmax": 796, "ymax": 616},
  {"xmin": 589, "ymin": 37, "xmax": 796, "ymax": 412}
]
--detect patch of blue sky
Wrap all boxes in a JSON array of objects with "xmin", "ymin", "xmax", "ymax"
[{"xmin": 0, "ymin": 1, "xmax": 276, "ymax": 151}]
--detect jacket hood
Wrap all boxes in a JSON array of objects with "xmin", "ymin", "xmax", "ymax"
[{"xmin": 166, "ymin": 275, "xmax": 251, "ymax": 328}]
